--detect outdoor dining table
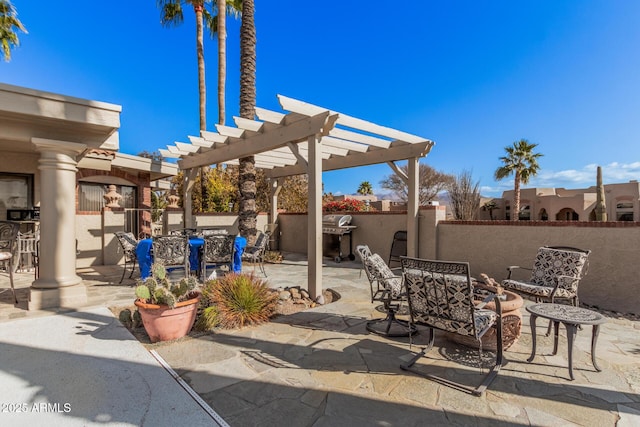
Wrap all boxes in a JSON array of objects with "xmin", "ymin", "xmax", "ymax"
[{"xmin": 135, "ymin": 235, "xmax": 247, "ymax": 280}]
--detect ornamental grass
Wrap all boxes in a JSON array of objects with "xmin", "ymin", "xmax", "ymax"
[{"xmin": 201, "ymin": 272, "xmax": 277, "ymax": 329}]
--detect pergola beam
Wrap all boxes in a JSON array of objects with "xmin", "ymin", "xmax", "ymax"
[
  {"xmin": 265, "ymin": 141, "xmax": 433, "ymax": 178},
  {"xmin": 178, "ymin": 112, "xmax": 329, "ymax": 170}
]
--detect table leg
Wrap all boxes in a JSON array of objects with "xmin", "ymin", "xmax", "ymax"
[
  {"xmin": 527, "ymin": 314, "xmax": 538, "ymax": 362},
  {"xmin": 565, "ymin": 322, "xmax": 578, "ymax": 381},
  {"xmin": 552, "ymin": 321, "xmax": 560, "ymax": 355},
  {"xmin": 591, "ymin": 324, "xmax": 602, "ymax": 372}
]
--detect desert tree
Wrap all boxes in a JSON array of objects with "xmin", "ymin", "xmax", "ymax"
[
  {"xmin": 447, "ymin": 170, "xmax": 481, "ymax": 220},
  {"xmin": 380, "ymin": 163, "xmax": 453, "ymax": 205}
]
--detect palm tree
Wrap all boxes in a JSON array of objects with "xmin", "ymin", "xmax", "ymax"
[
  {"xmin": 357, "ymin": 181, "xmax": 373, "ymax": 196},
  {"xmin": 0, "ymin": 0, "xmax": 27, "ymax": 62},
  {"xmin": 237, "ymin": 0, "xmax": 257, "ymax": 244},
  {"xmin": 494, "ymin": 139, "xmax": 543, "ymax": 221},
  {"xmin": 157, "ymin": 0, "xmax": 240, "ymax": 210}
]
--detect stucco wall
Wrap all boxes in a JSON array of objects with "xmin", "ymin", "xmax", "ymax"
[
  {"xmin": 193, "ymin": 213, "xmax": 268, "ymax": 235},
  {"xmin": 277, "ymin": 207, "xmax": 445, "ymax": 262},
  {"xmin": 76, "ymin": 213, "xmax": 103, "ymax": 267},
  {"xmin": 437, "ymin": 221, "xmax": 640, "ymax": 314}
]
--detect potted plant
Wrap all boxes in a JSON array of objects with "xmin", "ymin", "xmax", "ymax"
[{"xmin": 134, "ymin": 263, "xmax": 201, "ymax": 342}]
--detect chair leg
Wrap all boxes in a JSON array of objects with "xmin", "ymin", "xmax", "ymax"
[
  {"xmin": 400, "ymin": 322, "xmax": 503, "ymax": 397},
  {"xmin": 128, "ymin": 261, "xmax": 135, "ymax": 279},
  {"xmin": 366, "ymin": 303, "xmax": 417, "ymax": 337},
  {"xmin": 258, "ymin": 256, "xmax": 267, "ymax": 277},
  {"xmin": 9, "ymin": 259, "xmax": 17, "ymax": 304},
  {"xmin": 119, "ymin": 261, "xmax": 127, "ymax": 284}
]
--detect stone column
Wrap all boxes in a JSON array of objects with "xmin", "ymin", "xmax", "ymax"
[{"xmin": 29, "ymin": 138, "xmax": 87, "ymax": 310}]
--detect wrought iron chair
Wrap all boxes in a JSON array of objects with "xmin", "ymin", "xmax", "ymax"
[
  {"xmin": 115, "ymin": 231, "xmax": 139, "ymax": 283},
  {"xmin": 400, "ymin": 256, "xmax": 503, "ymax": 396},
  {"xmin": 357, "ymin": 244, "xmax": 416, "ymax": 337},
  {"xmin": 502, "ymin": 246, "xmax": 591, "ymax": 307},
  {"xmin": 242, "ymin": 231, "xmax": 270, "ymax": 277},
  {"xmin": 0, "ymin": 221, "xmax": 20, "ymax": 303},
  {"xmin": 201, "ymin": 234, "xmax": 235, "ymax": 281},
  {"xmin": 151, "ymin": 235, "xmax": 190, "ymax": 279}
]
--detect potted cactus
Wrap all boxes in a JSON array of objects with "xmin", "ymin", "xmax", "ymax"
[{"xmin": 134, "ymin": 263, "xmax": 201, "ymax": 342}]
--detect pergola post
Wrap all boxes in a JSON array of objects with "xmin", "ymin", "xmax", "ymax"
[
  {"xmin": 307, "ymin": 134, "xmax": 322, "ymax": 300},
  {"xmin": 269, "ymin": 178, "xmax": 282, "ymax": 249},
  {"xmin": 407, "ymin": 157, "xmax": 419, "ymax": 257},
  {"xmin": 183, "ymin": 168, "xmax": 198, "ymax": 228}
]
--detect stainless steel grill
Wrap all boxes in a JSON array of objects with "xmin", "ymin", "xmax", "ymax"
[{"xmin": 322, "ymin": 215, "xmax": 357, "ymax": 262}]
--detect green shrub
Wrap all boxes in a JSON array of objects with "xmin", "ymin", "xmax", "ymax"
[{"xmin": 202, "ymin": 273, "xmax": 277, "ymax": 328}]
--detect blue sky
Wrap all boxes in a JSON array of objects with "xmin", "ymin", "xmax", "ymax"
[{"xmin": 3, "ymin": 1, "xmax": 640, "ymax": 198}]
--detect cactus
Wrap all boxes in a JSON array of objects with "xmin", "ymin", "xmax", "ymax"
[
  {"xmin": 134, "ymin": 263, "xmax": 200, "ymax": 309},
  {"xmin": 595, "ymin": 166, "xmax": 607, "ymax": 221},
  {"xmin": 135, "ymin": 284, "xmax": 151, "ymax": 301}
]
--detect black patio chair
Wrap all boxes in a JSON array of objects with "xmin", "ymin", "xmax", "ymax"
[
  {"xmin": 388, "ymin": 230, "xmax": 407, "ymax": 270},
  {"xmin": 242, "ymin": 231, "xmax": 269, "ymax": 277},
  {"xmin": 400, "ymin": 256, "xmax": 504, "ymax": 396}
]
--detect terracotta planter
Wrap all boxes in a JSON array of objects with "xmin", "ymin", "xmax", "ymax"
[
  {"xmin": 448, "ymin": 285, "xmax": 524, "ymax": 351},
  {"xmin": 134, "ymin": 294, "xmax": 201, "ymax": 343}
]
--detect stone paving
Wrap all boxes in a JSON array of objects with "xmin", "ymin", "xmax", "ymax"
[{"xmin": 1, "ymin": 256, "xmax": 639, "ymax": 426}]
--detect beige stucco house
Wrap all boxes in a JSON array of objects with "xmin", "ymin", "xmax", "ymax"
[
  {"xmin": 0, "ymin": 83, "xmax": 177, "ymax": 310},
  {"xmin": 480, "ymin": 182, "xmax": 640, "ymax": 221}
]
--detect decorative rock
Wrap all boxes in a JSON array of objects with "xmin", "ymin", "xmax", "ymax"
[
  {"xmin": 316, "ymin": 294, "xmax": 325, "ymax": 305},
  {"xmin": 279, "ymin": 291, "xmax": 291, "ymax": 301},
  {"xmin": 300, "ymin": 289, "xmax": 310, "ymax": 299}
]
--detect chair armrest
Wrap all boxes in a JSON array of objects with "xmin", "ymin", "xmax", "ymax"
[
  {"xmin": 550, "ymin": 275, "xmax": 580, "ymax": 297},
  {"xmin": 476, "ymin": 293, "xmax": 503, "ymax": 314},
  {"xmin": 505, "ymin": 265, "xmax": 532, "ymax": 280}
]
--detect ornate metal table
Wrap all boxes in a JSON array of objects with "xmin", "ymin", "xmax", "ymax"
[{"xmin": 526, "ymin": 303, "xmax": 607, "ymax": 380}]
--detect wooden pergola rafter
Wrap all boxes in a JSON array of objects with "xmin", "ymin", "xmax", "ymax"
[{"xmin": 159, "ymin": 95, "xmax": 435, "ymax": 300}]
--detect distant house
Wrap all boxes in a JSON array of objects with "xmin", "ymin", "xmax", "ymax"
[{"xmin": 479, "ymin": 181, "xmax": 640, "ymax": 221}]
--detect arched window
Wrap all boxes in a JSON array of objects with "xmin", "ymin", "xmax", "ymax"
[
  {"xmin": 556, "ymin": 208, "xmax": 578, "ymax": 221},
  {"xmin": 539, "ymin": 208, "xmax": 548, "ymax": 221}
]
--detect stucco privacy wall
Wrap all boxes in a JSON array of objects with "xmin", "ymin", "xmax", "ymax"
[
  {"xmin": 437, "ymin": 221, "xmax": 640, "ymax": 314},
  {"xmin": 193, "ymin": 212, "xmax": 269, "ymax": 236},
  {"xmin": 277, "ymin": 207, "xmax": 445, "ymax": 262}
]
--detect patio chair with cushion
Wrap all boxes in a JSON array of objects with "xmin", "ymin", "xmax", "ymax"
[
  {"xmin": 201, "ymin": 234, "xmax": 235, "ymax": 281},
  {"xmin": 357, "ymin": 244, "xmax": 416, "ymax": 337},
  {"xmin": 400, "ymin": 256, "xmax": 503, "ymax": 396},
  {"xmin": 0, "ymin": 221, "xmax": 20, "ymax": 303},
  {"xmin": 242, "ymin": 231, "xmax": 269, "ymax": 277},
  {"xmin": 114, "ymin": 231, "xmax": 139, "ymax": 283},
  {"xmin": 501, "ymin": 246, "xmax": 591, "ymax": 308},
  {"xmin": 152, "ymin": 235, "xmax": 190, "ymax": 279}
]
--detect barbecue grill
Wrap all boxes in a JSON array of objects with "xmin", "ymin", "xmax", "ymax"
[{"xmin": 322, "ymin": 214, "xmax": 357, "ymax": 263}]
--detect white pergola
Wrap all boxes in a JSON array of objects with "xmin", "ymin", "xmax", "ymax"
[{"xmin": 159, "ymin": 95, "xmax": 435, "ymax": 300}]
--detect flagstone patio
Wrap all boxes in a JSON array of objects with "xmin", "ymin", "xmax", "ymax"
[{"xmin": 1, "ymin": 255, "xmax": 639, "ymax": 426}]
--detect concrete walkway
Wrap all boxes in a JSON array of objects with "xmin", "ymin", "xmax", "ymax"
[{"xmin": 1, "ymin": 255, "xmax": 639, "ymax": 426}]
